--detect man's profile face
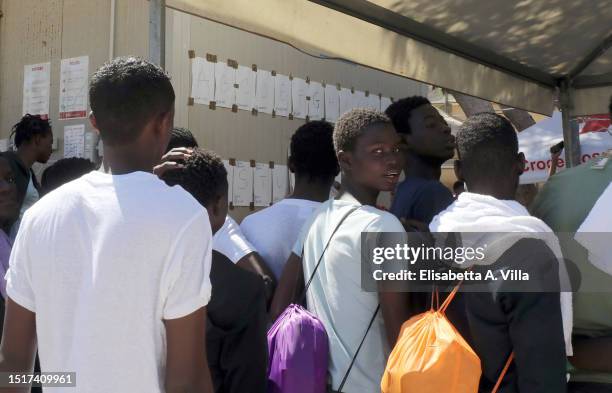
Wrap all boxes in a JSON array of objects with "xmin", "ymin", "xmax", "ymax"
[{"xmin": 404, "ymin": 104, "xmax": 455, "ymax": 161}]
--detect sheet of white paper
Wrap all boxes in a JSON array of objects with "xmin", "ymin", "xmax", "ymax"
[
  {"xmin": 380, "ymin": 96, "xmax": 392, "ymax": 112},
  {"xmin": 254, "ymin": 163, "xmax": 272, "ymax": 206},
  {"xmin": 324, "ymin": 85, "xmax": 340, "ymax": 122},
  {"xmin": 271, "ymin": 164, "xmax": 289, "ymax": 203},
  {"xmin": 64, "ymin": 124, "xmax": 85, "ymax": 158},
  {"xmin": 191, "ymin": 57, "xmax": 215, "ymax": 105},
  {"xmin": 222, "ymin": 160, "xmax": 234, "ymax": 203},
  {"xmin": 352, "ymin": 90, "xmax": 367, "ymax": 109},
  {"xmin": 255, "ymin": 70, "xmax": 274, "ymax": 114},
  {"xmin": 339, "ymin": 87, "xmax": 353, "ymax": 116},
  {"xmin": 232, "ymin": 161, "xmax": 254, "ymax": 206},
  {"xmin": 23, "ymin": 62, "xmax": 51, "ymax": 119},
  {"xmin": 366, "ymin": 94, "xmax": 381, "ymax": 111},
  {"xmin": 235, "ymin": 66, "xmax": 256, "ymax": 111},
  {"xmin": 214, "ymin": 63, "xmax": 236, "ymax": 108},
  {"xmin": 59, "ymin": 56, "xmax": 89, "ymax": 119},
  {"xmin": 308, "ymin": 81, "xmax": 324, "ymax": 120},
  {"xmin": 0, "ymin": 139, "xmax": 9, "ymax": 153},
  {"xmin": 291, "ymin": 78, "xmax": 308, "ymax": 119},
  {"xmin": 274, "ymin": 74, "xmax": 292, "ymax": 117}
]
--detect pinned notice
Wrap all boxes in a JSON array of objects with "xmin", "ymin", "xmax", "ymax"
[
  {"xmin": 291, "ymin": 78, "xmax": 308, "ymax": 119},
  {"xmin": 274, "ymin": 74, "xmax": 291, "ymax": 117},
  {"xmin": 191, "ymin": 57, "xmax": 215, "ymax": 105},
  {"xmin": 214, "ymin": 62, "xmax": 236, "ymax": 108},
  {"xmin": 308, "ymin": 81, "xmax": 324, "ymax": 120},
  {"xmin": 254, "ymin": 163, "xmax": 272, "ymax": 206},
  {"xmin": 235, "ymin": 65, "xmax": 256, "ymax": 111},
  {"xmin": 232, "ymin": 161, "xmax": 254, "ymax": 206},
  {"xmin": 255, "ymin": 69, "xmax": 274, "ymax": 115},
  {"xmin": 324, "ymin": 84, "xmax": 340, "ymax": 122},
  {"xmin": 23, "ymin": 62, "xmax": 51, "ymax": 119},
  {"xmin": 222, "ymin": 160, "xmax": 235, "ymax": 203},
  {"xmin": 59, "ymin": 56, "xmax": 89, "ymax": 119},
  {"xmin": 272, "ymin": 164, "xmax": 289, "ymax": 203},
  {"xmin": 380, "ymin": 96, "xmax": 392, "ymax": 112},
  {"xmin": 339, "ymin": 87, "xmax": 353, "ymax": 116},
  {"xmin": 63, "ymin": 124, "xmax": 85, "ymax": 158}
]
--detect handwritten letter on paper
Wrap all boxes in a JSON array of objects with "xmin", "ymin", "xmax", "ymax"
[
  {"xmin": 191, "ymin": 57, "xmax": 215, "ymax": 105},
  {"xmin": 255, "ymin": 70, "xmax": 274, "ymax": 114},
  {"xmin": 23, "ymin": 62, "xmax": 51, "ymax": 119},
  {"xmin": 235, "ymin": 66, "xmax": 256, "ymax": 111},
  {"xmin": 291, "ymin": 78, "xmax": 308, "ymax": 119},
  {"xmin": 214, "ymin": 63, "xmax": 236, "ymax": 108},
  {"xmin": 324, "ymin": 84, "xmax": 340, "ymax": 122},
  {"xmin": 272, "ymin": 164, "xmax": 289, "ymax": 203},
  {"xmin": 308, "ymin": 81, "xmax": 324, "ymax": 120},
  {"xmin": 274, "ymin": 74, "xmax": 292, "ymax": 117},
  {"xmin": 232, "ymin": 161, "xmax": 254, "ymax": 206},
  {"xmin": 254, "ymin": 163, "xmax": 272, "ymax": 206},
  {"xmin": 63, "ymin": 124, "xmax": 85, "ymax": 158}
]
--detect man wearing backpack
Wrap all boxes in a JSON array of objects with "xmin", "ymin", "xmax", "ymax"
[{"xmin": 430, "ymin": 113, "xmax": 568, "ymax": 393}]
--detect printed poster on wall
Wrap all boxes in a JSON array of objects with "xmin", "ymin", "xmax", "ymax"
[
  {"xmin": 63, "ymin": 124, "xmax": 85, "ymax": 158},
  {"xmin": 23, "ymin": 62, "xmax": 51, "ymax": 119},
  {"xmin": 59, "ymin": 56, "xmax": 89, "ymax": 119}
]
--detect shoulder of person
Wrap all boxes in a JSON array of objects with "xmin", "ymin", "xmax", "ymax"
[{"xmin": 360, "ymin": 206, "xmax": 404, "ymax": 232}]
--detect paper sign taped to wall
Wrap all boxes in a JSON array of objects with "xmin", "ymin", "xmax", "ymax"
[
  {"xmin": 192, "ymin": 57, "xmax": 215, "ymax": 105},
  {"xmin": 324, "ymin": 84, "xmax": 340, "ymax": 122},
  {"xmin": 214, "ymin": 62, "xmax": 236, "ymax": 108},
  {"xmin": 64, "ymin": 124, "xmax": 85, "ymax": 158},
  {"xmin": 339, "ymin": 87, "xmax": 353, "ymax": 116},
  {"xmin": 59, "ymin": 56, "xmax": 89, "ymax": 119},
  {"xmin": 23, "ymin": 62, "xmax": 51, "ymax": 119},
  {"xmin": 223, "ymin": 160, "xmax": 234, "ymax": 203},
  {"xmin": 255, "ymin": 69, "xmax": 274, "ymax": 114},
  {"xmin": 308, "ymin": 81, "xmax": 324, "ymax": 120},
  {"xmin": 232, "ymin": 161, "xmax": 254, "ymax": 206},
  {"xmin": 291, "ymin": 78, "xmax": 308, "ymax": 119},
  {"xmin": 272, "ymin": 164, "xmax": 289, "ymax": 203},
  {"xmin": 254, "ymin": 163, "xmax": 272, "ymax": 206},
  {"xmin": 274, "ymin": 74, "xmax": 291, "ymax": 117},
  {"xmin": 235, "ymin": 65, "xmax": 256, "ymax": 111}
]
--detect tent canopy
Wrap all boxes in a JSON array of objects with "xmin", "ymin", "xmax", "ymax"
[{"xmin": 166, "ymin": 0, "xmax": 611, "ymax": 116}]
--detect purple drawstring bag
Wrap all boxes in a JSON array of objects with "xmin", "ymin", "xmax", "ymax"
[{"xmin": 267, "ymin": 304, "xmax": 329, "ymax": 393}]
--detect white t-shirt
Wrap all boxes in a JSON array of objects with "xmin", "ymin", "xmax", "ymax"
[
  {"xmin": 6, "ymin": 171, "xmax": 212, "ymax": 393},
  {"xmin": 292, "ymin": 194, "xmax": 405, "ymax": 392},
  {"xmin": 240, "ymin": 198, "xmax": 321, "ymax": 279},
  {"xmin": 213, "ymin": 216, "xmax": 256, "ymax": 264}
]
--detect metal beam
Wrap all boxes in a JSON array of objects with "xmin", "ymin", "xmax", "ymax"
[
  {"xmin": 149, "ymin": 0, "xmax": 166, "ymax": 68},
  {"xmin": 568, "ymin": 33, "xmax": 612, "ymax": 80},
  {"xmin": 309, "ymin": 0, "xmax": 557, "ymax": 88},
  {"xmin": 559, "ymin": 79, "xmax": 581, "ymax": 168},
  {"xmin": 573, "ymin": 72, "xmax": 612, "ymax": 89}
]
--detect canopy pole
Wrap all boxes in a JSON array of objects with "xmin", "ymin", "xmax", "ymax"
[
  {"xmin": 149, "ymin": 0, "xmax": 166, "ymax": 68},
  {"xmin": 560, "ymin": 79, "xmax": 581, "ymax": 167}
]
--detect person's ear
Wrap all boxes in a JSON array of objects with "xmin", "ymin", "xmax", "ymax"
[
  {"xmin": 517, "ymin": 152, "xmax": 526, "ymax": 175},
  {"xmin": 337, "ymin": 150, "xmax": 352, "ymax": 174},
  {"xmin": 453, "ymin": 159, "xmax": 464, "ymax": 182},
  {"xmin": 89, "ymin": 112, "xmax": 99, "ymax": 132}
]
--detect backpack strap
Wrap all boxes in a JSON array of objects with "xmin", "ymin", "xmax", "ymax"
[
  {"xmin": 491, "ymin": 351, "xmax": 514, "ymax": 393},
  {"xmin": 298, "ymin": 206, "xmax": 360, "ymax": 304},
  {"xmin": 336, "ymin": 304, "xmax": 380, "ymax": 392}
]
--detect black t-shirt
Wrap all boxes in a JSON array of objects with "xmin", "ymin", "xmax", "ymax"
[{"xmin": 390, "ymin": 177, "xmax": 454, "ymax": 224}]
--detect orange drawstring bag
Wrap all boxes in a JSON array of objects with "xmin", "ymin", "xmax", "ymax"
[{"xmin": 381, "ymin": 285, "xmax": 481, "ymax": 393}]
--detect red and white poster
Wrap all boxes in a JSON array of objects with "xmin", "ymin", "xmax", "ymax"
[{"xmin": 59, "ymin": 56, "xmax": 89, "ymax": 119}]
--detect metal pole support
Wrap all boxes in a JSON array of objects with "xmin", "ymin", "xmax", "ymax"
[
  {"xmin": 559, "ymin": 79, "xmax": 581, "ymax": 168},
  {"xmin": 149, "ymin": 0, "xmax": 166, "ymax": 68}
]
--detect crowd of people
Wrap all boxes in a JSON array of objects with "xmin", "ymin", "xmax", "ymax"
[{"xmin": 0, "ymin": 56, "xmax": 610, "ymax": 393}]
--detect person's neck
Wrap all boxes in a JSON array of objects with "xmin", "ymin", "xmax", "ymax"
[
  {"xmin": 16, "ymin": 147, "xmax": 37, "ymax": 169},
  {"xmin": 339, "ymin": 180, "xmax": 379, "ymax": 206},
  {"xmin": 288, "ymin": 176, "xmax": 333, "ymax": 203},
  {"xmin": 102, "ymin": 143, "xmax": 158, "ymax": 175},
  {"xmin": 466, "ymin": 184, "xmax": 516, "ymax": 201},
  {"xmin": 403, "ymin": 153, "xmax": 442, "ymax": 180}
]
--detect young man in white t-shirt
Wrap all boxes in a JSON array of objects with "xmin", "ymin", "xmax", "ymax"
[
  {"xmin": 240, "ymin": 120, "xmax": 339, "ymax": 280},
  {"xmin": 0, "ymin": 57, "xmax": 214, "ymax": 393},
  {"xmin": 271, "ymin": 109, "xmax": 411, "ymax": 392}
]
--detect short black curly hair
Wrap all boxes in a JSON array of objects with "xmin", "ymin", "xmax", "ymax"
[
  {"xmin": 89, "ymin": 57, "xmax": 175, "ymax": 146},
  {"xmin": 11, "ymin": 114, "xmax": 52, "ymax": 148},
  {"xmin": 333, "ymin": 108, "xmax": 391, "ymax": 153},
  {"xmin": 456, "ymin": 113, "xmax": 518, "ymax": 180},
  {"xmin": 385, "ymin": 96, "xmax": 430, "ymax": 134},
  {"xmin": 40, "ymin": 157, "xmax": 96, "ymax": 195},
  {"xmin": 160, "ymin": 148, "xmax": 227, "ymax": 208},
  {"xmin": 166, "ymin": 127, "xmax": 199, "ymax": 153},
  {"xmin": 289, "ymin": 121, "xmax": 338, "ymax": 181}
]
